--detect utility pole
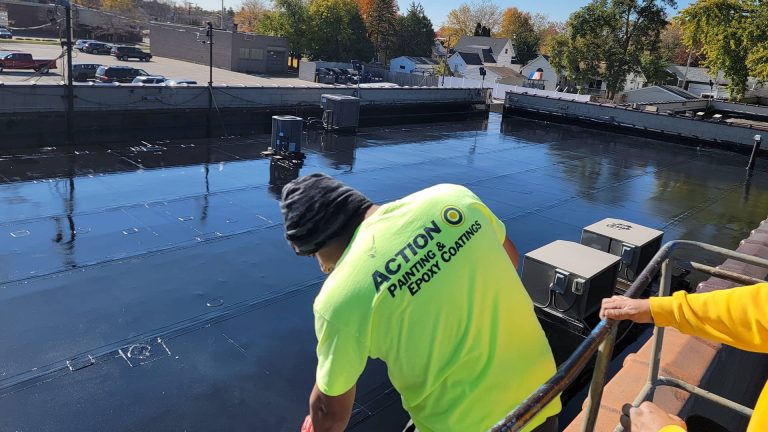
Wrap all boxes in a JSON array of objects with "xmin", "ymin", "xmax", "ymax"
[
  {"xmin": 207, "ymin": 21, "xmax": 213, "ymax": 88},
  {"xmin": 682, "ymin": 47, "xmax": 693, "ymax": 90},
  {"xmin": 56, "ymin": 0, "xmax": 74, "ymax": 145},
  {"xmin": 748, "ymin": 135, "xmax": 762, "ymax": 170},
  {"xmin": 202, "ymin": 21, "xmax": 213, "ymax": 137},
  {"xmin": 221, "ymin": 0, "xmax": 224, "ymax": 29}
]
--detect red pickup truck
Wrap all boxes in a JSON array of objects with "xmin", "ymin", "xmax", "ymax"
[{"xmin": 0, "ymin": 52, "xmax": 58, "ymax": 73}]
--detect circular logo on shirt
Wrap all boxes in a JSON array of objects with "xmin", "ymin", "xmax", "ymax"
[{"xmin": 442, "ymin": 206, "xmax": 464, "ymax": 227}]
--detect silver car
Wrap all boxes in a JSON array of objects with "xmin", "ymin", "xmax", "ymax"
[
  {"xmin": 164, "ymin": 79, "xmax": 198, "ymax": 86},
  {"xmin": 132, "ymin": 76, "xmax": 166, "ymax": 85}
]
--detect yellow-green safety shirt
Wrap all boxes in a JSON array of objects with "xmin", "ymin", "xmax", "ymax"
[{"xmin": 313, "ymin": 184, "xmax": 560, "ymax": 432}]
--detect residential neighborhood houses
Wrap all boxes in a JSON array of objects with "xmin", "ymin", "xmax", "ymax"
[{"xmin": 0, "ymin": 0, "xmax": 765, "ymax": 105}]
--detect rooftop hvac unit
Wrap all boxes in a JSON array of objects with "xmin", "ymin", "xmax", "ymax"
[
  {"xmin": 321, "ymin": 94, "xmax": 360, "ymax": 131},
  {"xmin": 271, "ymin": 115, "xmax": 303, "ymax": 153},
  {"xmin": 580, "ymin": 218, "xmax": 663, "ymax": 283},
  {"xmin": 522, "ymin": 240, "xmax": 620, "ymax": 323}
]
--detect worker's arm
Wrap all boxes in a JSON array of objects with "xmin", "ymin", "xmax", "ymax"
[
  {"xmin": 308, "ymin": 383, "xmax": 356, "ymax": 432},
  {"xmin": 650, "ymin": 283, "xmax": 768, "ymax": 353},
  {"xmin": 503, "ymin": 236, "xmax": 520, "ymax": 269},
  {"xmin": 310, "ymin": 312, "xmax": 368, "ymax": 431},
  {"xmin": 619, "ymin": 402, "xmax": 687, "ymax": 432},
  {"xmin": 602, "ymin": 284, "xmax": 768, "ymax": 353}
]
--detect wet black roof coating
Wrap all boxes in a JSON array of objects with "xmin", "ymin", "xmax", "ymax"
[{"xmin": 1, "ymin": 114, "xmax": 768, "ymax": 431}]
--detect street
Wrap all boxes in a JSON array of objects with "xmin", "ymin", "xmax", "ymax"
[{"xmin": 0, "ymin": 42, "xmax": 327, "ymax": 87}]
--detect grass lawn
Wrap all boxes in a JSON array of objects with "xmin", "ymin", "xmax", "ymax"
[{"xmin": 1, "ymin": 38, "xmax": 60, "ymax": 46}]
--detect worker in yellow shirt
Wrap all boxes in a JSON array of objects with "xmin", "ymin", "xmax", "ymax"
[
  {"xmin": 280, "ymin": 174, "xmax": 560, "ymax": 432},
  {"xmin": 600, "ymin": 283, "xmax": 768, "ymax": 432}
]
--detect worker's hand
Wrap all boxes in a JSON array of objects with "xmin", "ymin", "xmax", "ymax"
[
  {"xmin": 620, "ymin": 402, "xmax": 687, "ymax": 432},
  {"xmin": 301, "ymin": 415, "xmax": 314, "ymax": 432},
  {"xmin": 600, "ymin": 296, "xmax": 653, "ymax": 323}
]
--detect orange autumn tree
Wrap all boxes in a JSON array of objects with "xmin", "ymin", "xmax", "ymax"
[{"xmin": 355, "ymin": 0, "xmax": 374, "ymax": 18}]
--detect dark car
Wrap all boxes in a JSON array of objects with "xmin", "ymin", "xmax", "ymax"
[
  {"xmin": 75, "ymin": 39, "xmax": 96, "ymax": 51},
  {"xmin": 332, "ymin": 68, "xmax": 351, "ymax": 84},
  {"xmin": 73, "ymin": 63, "xmax": 101, "ymax": 82},
  {"xmin": 95, "ymin": 65, "xmax": 149, "ymax": 83},
  {"xmin": 110, "ymin": 46, "xmax": 152, "ymax": 62},
  {"xmin": 0, "ymin": 28, "xmax": 12, "ymax": 39},
  {"xmin": 83, "ymin": 42, "xmax": 112, "ymax": 54}
]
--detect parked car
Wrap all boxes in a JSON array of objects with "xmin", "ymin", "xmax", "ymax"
[
  {"xmin": 83, "ymin": 42, "xmax": 112, "ymax": 55},
  {"xmin": 95, "ymin": 65, "xmax": 148, "ymax": 83},
  {"xmin": 0, "ymin": 52, "xmax": 57, "ymax": 73},
  {"xmin": 318, "ymin": 67, "xmax": 337, "ymax": 84},
  {"xmin": 72, "ymin": 63, "xmax": 101, "ymax": 82},
  {"xmin": 332, "ymin": 68, "xmax": 351, "ymax": 84},
  {"xmin": 0, "ymin": 28, "xmax": 12, "ymax": 39},
  {"xmin": 164, "ymin": 79, "xmax": 198, "ymax": 86},
  {"xmin": 111, "ymin": 46, "xmax": 152, "ymax": 62},
  {"xmin": 75, "ymin": 39, "xmax": 97, "ymax": 51},
  {"xmin": 132, "ymin": 75, "xmax": 165, "ymax": 84}
]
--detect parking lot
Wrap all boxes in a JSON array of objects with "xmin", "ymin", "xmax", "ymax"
[{"xmin": 0, "ymin": 42, "xmax": 327, "ymax": 87}]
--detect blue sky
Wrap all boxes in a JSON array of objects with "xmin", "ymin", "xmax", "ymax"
[
  {"xmin": 211, "ymin": 0, "xmax": 695, "ymax": 26},
  {"xmin": 412, "ymin": 0, "xmax": 696, "ymax": 27}
]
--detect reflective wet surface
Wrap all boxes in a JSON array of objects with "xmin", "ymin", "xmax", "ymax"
[{"xmin": 1, "ymin": 113, "xmax": 768, "ymax": 431}]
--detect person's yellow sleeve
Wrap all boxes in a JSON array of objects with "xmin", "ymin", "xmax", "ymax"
[
  {"xmin": 650, "ymin": 283, "xmax": 768, "ymax": 432},
  {"xmin": 649, "ymin": 283, "xmax": 768, "ymax": 353},
  {"xmin": 658, "ymin": 426, "xmax": 686, "ymax": 432}
]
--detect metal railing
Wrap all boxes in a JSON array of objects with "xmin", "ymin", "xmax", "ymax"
[{"xmin": 491, "ymin": 240, "xmax": 768, "ymax": 432}]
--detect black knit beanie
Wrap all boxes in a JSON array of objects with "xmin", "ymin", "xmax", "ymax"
[{"xmin": 280, "ymin": 173, "xmax": 373, "ymax": 255}]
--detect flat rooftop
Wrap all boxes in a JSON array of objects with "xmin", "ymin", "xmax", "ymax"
[{"xmin": 1, "ymin": 113, "xmax": 768, "ymax": 430}]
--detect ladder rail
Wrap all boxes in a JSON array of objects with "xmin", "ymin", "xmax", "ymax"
[{"xmin": 491, "ymin": 240, "xmax": 768, "ymax": 432}]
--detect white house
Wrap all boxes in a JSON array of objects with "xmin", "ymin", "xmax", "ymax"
[
  {"xmin": 432, "ymin": 40, "xmax": 448, "ymax": 58},
  {"xmin": 666, "ymin": 65, "xmax": 730, "ymax": 98},
  {"xmin": 623, "ymin": 72, "xmax": 648, "ymax": 92},
  {"xmin": 520, "ymin": 55, "xmax": 561, "ymax": 91},
  {"xmin": 389, "ymin": 56, "xmax": 439, "ymax": 74},
  {"xmin": 453, "ymin": 36, "xmax": 516, "ymax": 66},
  {"xmin": 520, "ymin": 54, "xmax": 616, "ymax": 95},
  {"xmin": 447, "ymin": 51, "xmax": 484, "ymax": 75}
]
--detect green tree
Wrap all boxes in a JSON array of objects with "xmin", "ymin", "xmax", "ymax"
[
  {"xmin": 259, "ymin": 0, "xmax": 309, "ymax": 56},
  {"xmin": 365, "ymin": 0, "xmax": 398, "ymax": 63},
  {"xmin": 678, "ymin": 0, "xmax": 768, "ymax": 99},
  {"xmin": 435, "ymin": 56, "xmax": 452, "ymax": 77},
  {"xmin": 639, "ymin": 50, "xmax": 670, "ymax": 85},
  {"xmin": 305, "ymin": 0, "xmax": 373, "ymax": 61},
  {"xmin": 550, "ymin": 0, "xmax": 673, "ymax": 99},
  {"xmin": 391, "ymin": 2, "xmax": 435, "ymax": 58},
  {"xmin": 499, "ymin": 7, "xmax": 539, "ymax": 64}
]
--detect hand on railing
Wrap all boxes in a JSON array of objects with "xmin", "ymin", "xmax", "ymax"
[
  {"xmin": 620, "ymin": 402, "xmax": 687, "ymax": 432},
  {"xmin": 599, "ymin": 296, "xmax": 654, "ymax": 324}
]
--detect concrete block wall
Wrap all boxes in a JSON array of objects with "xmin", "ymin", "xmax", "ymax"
[
  {"xmin": 0, "ymin": 85, "xmax": 489, "ymax": 114},
  {"xmin": 712, "ymin": 100, "xmax": 768, "ymax": 118},
  {"xmin": 505, "ymin": 92, "xmax": 764, "ymax": 148},
  {"xmin": 230, "ymin": 33, "xmax": 289, "ymax": 74}
]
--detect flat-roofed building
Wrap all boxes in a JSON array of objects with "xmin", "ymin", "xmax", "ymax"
[{"xmin": 150, "ymin": 23, "xmax": 289, "ymax": 74}]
